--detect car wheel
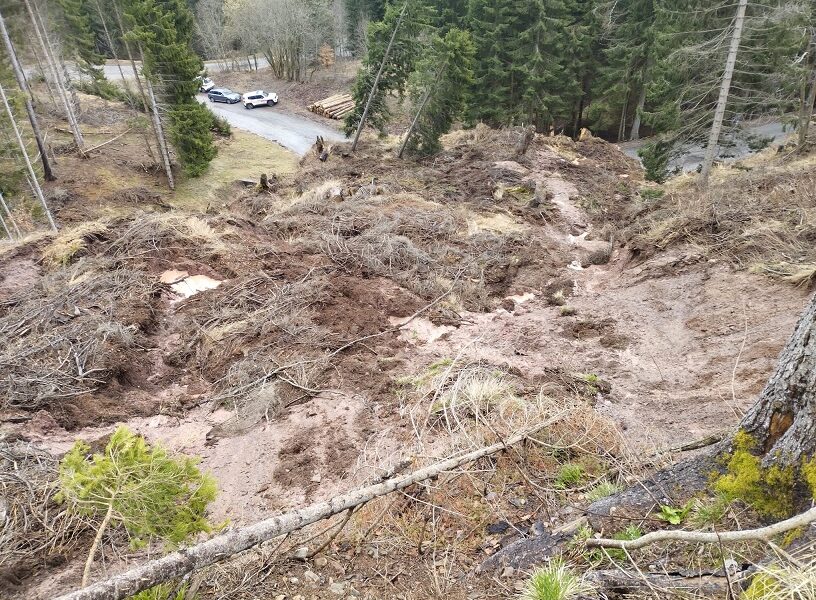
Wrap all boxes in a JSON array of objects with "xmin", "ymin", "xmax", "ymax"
[
  {"xmin": 267, "ymin": 100, "xmax": 276, "ymax": 106},
  {"xmin": 246, "ymin": 103, "xmax": 254, "ymax": 109}
]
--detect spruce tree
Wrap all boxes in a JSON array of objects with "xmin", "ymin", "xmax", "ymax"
[
  {"xmin": 343, "ymin": 0, "xmax": 434, "ymax": 138},
  {"xmin": 124, "ymin": 0, "xmax": 216, "ymax": 176},
  {"xmin": 401, "ymin": 27, "xmax": 475, "ymax": 156}
]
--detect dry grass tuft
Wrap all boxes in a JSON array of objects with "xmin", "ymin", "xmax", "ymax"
[
  {"xmin": 0, "ymin": 441, "xmax": 92, "ymax": 580},
  {"xmin": 627, "ymin": 162, "xmax": 816, "ymax": 280},
  {"xmin": 42, "ymin": 221, "xmax": 109, "ymax": 267}
]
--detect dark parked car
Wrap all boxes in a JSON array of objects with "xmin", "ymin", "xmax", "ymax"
[{"xmin": 207, "ymin": 88, "xmax": 240, "ymax": 104}]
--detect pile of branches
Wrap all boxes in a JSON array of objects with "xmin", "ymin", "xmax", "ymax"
[
  {"xmin": 0, "ymin": 259, "xmax": 156, "ymax": 412},
  {"xmin": 0, "ymin": 441, "xmax": 92, "ymax": 584},
  {"xmin": 265, "ymin": 191, "xmax": 536, "ymax": 310}
]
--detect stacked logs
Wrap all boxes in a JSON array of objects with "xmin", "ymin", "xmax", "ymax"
[{"xmin": 308, "ymin": 93, "xmax": 355, "ymax": 119}]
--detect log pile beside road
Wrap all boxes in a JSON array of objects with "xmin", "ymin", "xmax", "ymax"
[{"xmin": 308, "ymin": 94, "xmax": 354, "ymax": 119}]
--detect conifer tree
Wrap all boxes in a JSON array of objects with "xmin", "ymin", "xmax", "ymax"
[
  {"xmin": 124, "ymin": 0, "xmax": 216, "ymax": 177},
  {"xmin": 400, "ymin": 27, "xmax": 474, "ymax": 156}
]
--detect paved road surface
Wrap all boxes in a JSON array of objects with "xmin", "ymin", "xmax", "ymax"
[
  {"xmin": 101, "ymin": 58, "xmax": 268, "ymax": 81},
  {"xmin": 199, "ymin": 95, "xmax": 347, "ymax": 155},
  {"xmin": 618, "ymin": 120, "xmax": 790, "ymax": 172}
]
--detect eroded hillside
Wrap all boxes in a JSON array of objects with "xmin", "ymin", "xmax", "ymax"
[{"xmin": 2, "ymin": 117, "xmax": 814, "ymax": 599}]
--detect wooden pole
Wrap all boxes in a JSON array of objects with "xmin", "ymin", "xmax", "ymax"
[
  {"xmin": 0, "ymin": 7, "xmax": 56, "ymax": 181},
  {"xmin": 53, "ymin": 416, "xmax": 564, "ymax": 600},
  {"xmin": 699, "ymin": 0, "xmax": 748, "ymax": 184},
  {"xmin": 0, "ymin": 81, "xmax": 57, "ymax": 230},
  {"xmin": 351, "ymin": 1, "xmax": 408, "ymax": 152},
  {"xmin": 145, "ymin": 77, "xmax": 175, "ymax": 190},
  {"xmin": 0, "ymin": 190, "xmax": 22, "ymax": 238}
]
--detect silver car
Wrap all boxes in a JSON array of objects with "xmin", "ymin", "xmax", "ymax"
[{"xmin": 207, "ymin": 88, "xmax": 240, "ymax": 104}]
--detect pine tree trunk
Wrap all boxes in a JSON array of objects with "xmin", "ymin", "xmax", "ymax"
[
  {"xmin": 739, "ymin": 292, "xmax": 816, "ymax": 464},
  {"xmin": 629, "ymin": 81, "xmax": 646, "ymax": 141},
  {"xmin": 796, "ymin": 27, "xmax": 816, "ymax": 153},
  {"xmin": 699, "ymin": 0, "xmax": 747, "ymax": 185},
  {"xmin": 0, "ymin": 81, "xmax": 57, "ymax": 230},
  {"xmin": 398, "ymin": 60, "xmax": 447, "ymax": 158},
  {"xmin": 0, "ymin": 8, "xmax": 56, "ymax": 182},
  {"xmin": 145, "ymin": 76, "xmax": 175, "ymax": 190},
  {"xmin": 618, "ymin": 87, "xmax": 630, "ymax": 142},
  {"xmin": 82, "ymin": 501, "xmax": 114, "ymax": 588},
  {"xmin": 0, "ymin": 190, "xmax": 21, "ymax": 238},
  {"xmin": 92, "ymin": 0, "xmax": 134, "ymax": 104},
  {"xmin": 24, "ymin": 0, "xmax": 85, "ymax": 154},
  {"xmin": 351, "ymin": 1, "xmax": 408, "ymax": 152}
]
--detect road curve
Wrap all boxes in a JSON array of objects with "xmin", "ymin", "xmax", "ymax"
[{"xmin": 199, "ymin": 95, "xmax": 347, "ymax": 156}]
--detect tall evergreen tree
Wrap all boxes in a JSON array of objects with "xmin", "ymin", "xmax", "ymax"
[
  {"xmin": 124, "ymin": 0, "xmax": 216, "ymax": 176},
  {"xmin": 401, "ymin": 27, "xmax": 474, "ymax": 156}
]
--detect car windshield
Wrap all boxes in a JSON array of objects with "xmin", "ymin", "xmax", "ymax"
[{"xmin": 222, "ymin": 89, "xmax": 234, "ymax": 95}]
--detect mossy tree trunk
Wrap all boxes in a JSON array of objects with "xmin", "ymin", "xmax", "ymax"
[{"xmin": 739, "ymin": 292, "xmax": 816, "ymax": 465}]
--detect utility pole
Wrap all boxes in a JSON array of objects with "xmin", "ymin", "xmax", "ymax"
[
  {"xmin": 351, "ymin": 1, "xmax": 408, "ymax": 152},
  {"xmin": 0, "ymin": 81, "xmax": 58, "ymax": 230},
  {"xmin": 699, "ymin": 0, "xmax": 748, "ymax": 185},
  {"xmin": 0, "ymin": 7, "xmax": 56, "ymax": 181}
]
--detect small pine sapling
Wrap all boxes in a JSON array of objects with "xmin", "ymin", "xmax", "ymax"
[{"xmin": 55, "ymin": 426, "xmax": 216, "ymax": 587}]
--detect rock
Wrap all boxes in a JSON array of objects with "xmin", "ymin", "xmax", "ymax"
[
  {"xmin": 478, "ymin": 531, "xmax": 572, "ymax": 572},
  {"xmin": 314, "ymin": 556, "xmax": 329, "ymax": 568},
  {"xmin": 501, "ymin": 566, "xmax": 515, "ymax": 578},
  {"xmin": 486, "ymin": 521, "xmax": 510, "ymax": 535},
  {"xmin": 274, "ymin": 595, "xmax": 286, "ymax": 600},
  {"xmin": 311, "ymin": 472, "xmax": 322, "ymax": 483},
  {"xmin": 303, "ymin": 570, "xmax": 320, "ymax": 584},
  {"xmin": 292, "ymin": 547, "xmax": 310, "ymax": 560},
  {"xmin": 508, "ymin": 497, "xmax": 527, "ymax": 508},
  {"xmin": 329, "ymin": 582, "xmax": 345, "ymax": 595}
]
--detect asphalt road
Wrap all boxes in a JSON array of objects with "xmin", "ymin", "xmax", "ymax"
[
  {"xmin": 199, "ymin": 95, "xmax": 347, "ymax": 155},
  {"xmin": 100, "ymin": 58, "xmax": 269, "ymax": 81}
]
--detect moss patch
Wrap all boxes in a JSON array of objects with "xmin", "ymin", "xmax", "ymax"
[{"xmin": 713, "ymin": 431, "xmax": 796, "ymax": 519}]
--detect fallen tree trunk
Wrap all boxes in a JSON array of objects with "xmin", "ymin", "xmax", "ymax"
[
  {"xmin": 586, "ymin": 569, "xmax": 730, "ymax": 597},
  {"xmin": 54, "ymin": 416, "xmax": 564, "ymax": 600}
]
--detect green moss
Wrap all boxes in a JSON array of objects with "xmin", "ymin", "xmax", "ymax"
[
  {"xmin": 802, "ymin": 456, "xmax": 816, "ymax": 498},
  {"xmin": 743, "ymin": 572, "xmax": 780, "ymax": 600},
  {"xmin": 555, "ymin": 463, "xmax": 585, "ymax": 489},
  {"xmin": 713, "ymin": 431, "xmax": 796, "ymax": 519}
]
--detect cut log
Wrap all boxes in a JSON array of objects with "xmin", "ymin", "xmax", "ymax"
[
  {"xmin": 54, "ymin": 416, "xmax": 565, "ymax": 600},
  {"xmin": 308, "ymin": 93, "xmax": 355, "ymax": 120}
]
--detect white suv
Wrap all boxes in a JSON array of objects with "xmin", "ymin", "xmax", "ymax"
[{"xmin": 242, "ymin": 90, "xmax": 279, "ymax": 109}]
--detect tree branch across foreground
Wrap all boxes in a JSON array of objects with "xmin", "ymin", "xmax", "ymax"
[
  {"xmin": 586, "ymin": 505, "xmax": 816, "ymax": 550},
  {"xmin": 55, "ymin": 414, "xmax": 565, "ymax": 600}
]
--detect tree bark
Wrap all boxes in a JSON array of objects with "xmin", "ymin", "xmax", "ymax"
[
  {"xmin": 0, "ymin": 81, "xmax": 57, "ymax": 230},
  {"xmin": 740, "ymin": 292, "xmax": 816, "ymax": 464},
  {"xmin": 629, "ymin": 81, "xmax": 646, "ymax": 141},
  {"xmin": 53, "ymin": 417, "xmax": 564, "ymax": 600},
  {"xmin": 699, "ymin": 0, "xmax": 747, "ymax": 184},
  {"xmin": 0, "ymin": 7, "xmax": 56, "ymax": 182},
  {"xmin": 145, "ymin": 72, "xmax": 175, "ymax": 190},
  {"xmin": 351, "ymin": 1, "xmax": 408, "ymax": 152}
]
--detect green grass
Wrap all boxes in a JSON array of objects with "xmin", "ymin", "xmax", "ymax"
[
  {"xmin": 173, "ymin": 130, "xmax": 298, "ymax": 211},
  {"xmin": 520, "ymin": 559, "xmax": 595, "ymax": 600},
  {"xmin": 585, "ymin": 480, "xmax": 620, "ymax": 503}
]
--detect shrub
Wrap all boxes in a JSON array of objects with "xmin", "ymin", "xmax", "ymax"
[
  {"xmin": 168, "ymin": 102, "xmax": 217, "ymax": 177},
  {"xmin": 56, "ymin": 426, "xmax": 216, "ymax": 585},
  {"xmin": 586, "ymin": 480, "xmax": 620, "ymax": 502},
  {"xmin": 637, "ymin": 140, "xmax": 672, "ymax": 183},
  {"xmin": 211, "ymin": 114, "xmax": 232, "ymax": 137}
]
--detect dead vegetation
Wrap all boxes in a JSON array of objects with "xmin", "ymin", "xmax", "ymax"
[
  {"xmin": 0, "ymin": 441, "xmax": 92, "ymax": 586},
  {"xmin": 626, "ymin": 161, "xmax": 816, "ymax": 283}
]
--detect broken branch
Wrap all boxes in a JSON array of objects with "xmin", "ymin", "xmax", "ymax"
[{"xmin": 586, "ymin": 505, "xmax": 816, "ymax": 550}]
